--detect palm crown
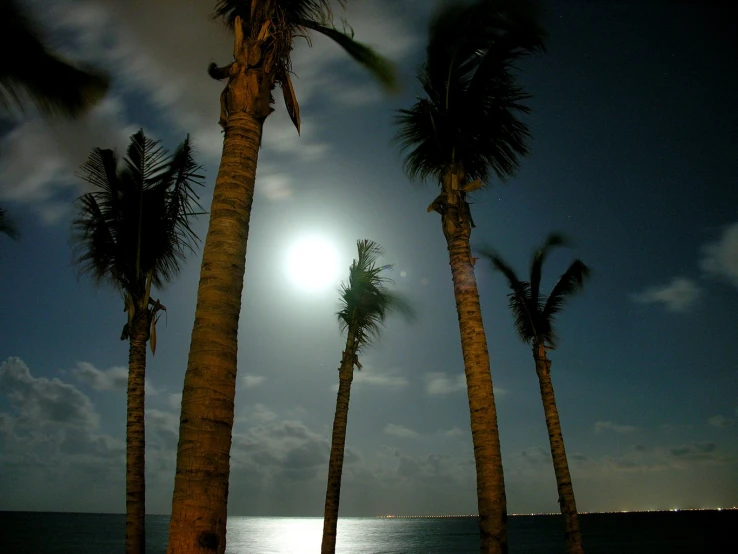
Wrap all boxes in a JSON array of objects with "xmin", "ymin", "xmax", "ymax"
[
  {"xmin": 337, "ymin": 240, "xmax": 412, "ymax": 352},
  {"xmin": 210, "ymin": 0, "xmax": 395, "ymax": 133},
  {"xmin": 72, "ymin": 130, "xmax": 205, "ymax": 303},
  {"xmin": 395, "ymin": 0, "xmax": 544, "ymax": 185},
  {"xmin": 482, "ymin": 233, "xmax": 590, "ymax": 347}
]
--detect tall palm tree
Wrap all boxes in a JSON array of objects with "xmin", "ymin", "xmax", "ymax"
[
  {"xmin": 73, "ymin": 129, "xmax": 204, "ymax": 554},
  {"xmin": 482, "ymin": 233, "xmax": 589, "ymax": 554},
  {"xmin": 0, "ymin": 0, "xmax": 109, "ymax": 118},
  {"xmin": 394, "ymin": 1, "xmax": 544, "ymax": 551},
  {"xmin": 168, "ymin": 3, "xmax": 395, "ymax": 552},
  {"xmin": 321, "ymin": 239, "xmax": 412, "ymax": 554}
]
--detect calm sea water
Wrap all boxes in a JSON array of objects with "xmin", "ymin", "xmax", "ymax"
[{"xmin": 0, "ymin": 511, "xmax": 735, "ymax": 553}]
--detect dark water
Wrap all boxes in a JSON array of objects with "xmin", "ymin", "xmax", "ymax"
[{"xmin": 0, "ymin": 510, "xmax": 735, "ymax": 553}]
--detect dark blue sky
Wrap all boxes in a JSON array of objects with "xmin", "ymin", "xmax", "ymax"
[{"xmin": 1, "ymin": 0, "xmax": 736, "ymax": 516}]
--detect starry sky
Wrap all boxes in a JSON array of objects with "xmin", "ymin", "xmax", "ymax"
[{"xmin": 1, "ymin": 0, "xmax": 736, "ymax": 517}]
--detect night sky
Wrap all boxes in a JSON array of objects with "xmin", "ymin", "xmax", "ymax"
[{"xmin": 1, "ymin": 0, "xmax": 736, "ymax": 517}]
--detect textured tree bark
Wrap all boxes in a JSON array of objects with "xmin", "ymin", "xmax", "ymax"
[
  {"xmin": 440, "ymin": 171, "xmax": 508, "ymax": 554},
  {"xmin": 167, "ymin": 109, "xmax": 265, "ymax": 554},
  {"xmin": 321, "ymin": 331, "xmax": 357, "ymax": 554},
  {"xmin": 126, "ymin": 309, "xmax": 150, "ymax": 554},
  {"xmin": 533, "ymin": 342, "xmax": 584, "ymax": 554}
]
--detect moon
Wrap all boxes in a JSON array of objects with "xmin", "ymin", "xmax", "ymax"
[{"xmin": 286, "ymin": 235, "xmax": 341, "ymax": 292}]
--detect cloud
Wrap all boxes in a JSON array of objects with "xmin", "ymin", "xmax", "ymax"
[
  {"xmin": 701, "ymin": 222, "xmax": 738, "ymax": 288},
  {"xmin": 1, "ymin": 0, "xmax": 415, "ymax": 226},
  {"xmin": 440, "ymin": 427, "xmax": 464, "ymax": 438},
  {"xmin": 71, "ymin": 362, "xmax": 128, "ymax": 391},
  {"xmin": 708, "ymin": 415, "xmax": 734, "ymax": 428},
  {"xmin": 631, "ymin": 277, "xmax": 702, "ymax": 312},
  {"xmin": 241, "ymin": 375, "xmax": 265, "ymax": 389},
  {"xmin": 0, "ymin": 357, "xmax": 99, "ymax": 429},
  {"xmin": 425, "ymin": 372, "xmax": 465, "ymax": 395},
  {"xmin": 384, "ymin": 424, "xmax": 418, "ymax": 438},
  {"xmin": 670, "ymin": 442, "xmax": 717, "ymax": 458},
  {"xmin": 167, "ymin": 393, "xmax": 182, "ymax": 411},
  {"xmin": 0, "ymin": 98, "xmax": 135, "ymax": 223},
  {"xmin": 354, "ymin": 371, "xmax": 408, "ymax": 388},
  {"xmin": 594, "ymin": 421, "xmax": 636, "ymax": 434},
  {"xmin": 520, "ymin": 446, "xmax": 549, "ymax": 465}
]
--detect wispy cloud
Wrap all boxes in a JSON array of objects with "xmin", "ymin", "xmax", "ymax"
[
  {"xmin": 384, "ymin": 424, "xmax": 418, "ymax": 438},
  {"xmin": 71, "ymin": 362, "xmax": 128, "ymax": 392},
  {"xmin": 424, "ymin": 372, "xmax": 465, "ymax": 395},
  {"xmin": 701, "ymin": 222, "xmax": 738, "ymax": 288},
  {"xmin": 424, "ymin": 372, "xmax": 506, "ymax": 397},
  {"xmin": 708, "ymin": 415, "xmax": 734, "ymax": 428},
  {"xmin": 354, "ymin": 371, "xmax": 408, "ymax": 388},
  {"xmin": 594, "ymin": 421, "xmax": 636, "ymax": 434},
  {"xmin": 241, "ymin": 375, "xmax": 265, "ymax": 389},
  {"xmin": 631, "ymin": 277, "xmax": 702, "ymax": 312}
]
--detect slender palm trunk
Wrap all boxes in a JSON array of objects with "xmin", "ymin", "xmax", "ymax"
[
  {"xmin": 126, "ymin": 309, "xmax": 150, "ymax": 554},
  {"xmin": 533, "ymin": 342, "xmax": 584, "ymax": 554},
  {"xmin": 321, "ymin": 331, "xmax": 358, "ymax": 554},
  {"xmin": 439, "ymin": 172, "xmax": 507, "ymax": 554},
  {"xmin": 167, "ymin": 110, "xmax": 264, "ymax": 554}
]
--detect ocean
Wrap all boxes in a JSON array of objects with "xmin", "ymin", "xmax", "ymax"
[{"xmin": 0, "ymin": 510, "xmax": 735, "ymax": 553}]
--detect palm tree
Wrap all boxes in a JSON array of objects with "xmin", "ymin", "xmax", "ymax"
[
  {"xmin": 72, "ymin": 129, "xmax": 204, "ymax": 554},
  {"xmin": 168, "ymin": 2, "xmax": 395, "ymax": 552},
  {"xmin": 481, "ymin": 233, "xmax": 589, "ymax": 554},
  {"xmin": 1, "ymin": 0, "xmax": 109, "ymax": 118},
  {"xmin": 394, "ymin": 1, "xmax": 544, "ymax": 551},
  {"xmin": 321, "ymin": 239, "xmax": 412, "ymax": 554}
]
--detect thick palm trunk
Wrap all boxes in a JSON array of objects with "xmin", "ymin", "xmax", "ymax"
[
  {"xmin": 126, "ymin": 310, "xmax": 150, "ymax": 554},
  {"xmin": 438, "ymin": 172, "xmax": 507, "ymax": 554},
  {"xmin": 167, "ymin": 109, "xmax": 265, "ymax": 554},
  {"xmin": 533, "ymin": 342, "xmax": 584, "ymax": 554},
  {"xmin": 321, "ymin": 332, "xmax": 358, "ymax": 554}
]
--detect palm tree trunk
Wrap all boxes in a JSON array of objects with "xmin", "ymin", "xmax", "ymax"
[
  {"xmin": 321, "ymin": 332, "xmax": 357, "ymax": 554},
  {"xmin": 167, "ymin": 109, "xmax": 265, "ymax": 554},
  {"xmin": 440, "ymin": 172, "xmax": 507, "ymax": 554},
  {"xmin": 533, "ymin": 342, "xmax": 584, "ymax": 554},
  {"xmin": 126, "ymin": 309, "xmax": 150, "ymax": 554}
]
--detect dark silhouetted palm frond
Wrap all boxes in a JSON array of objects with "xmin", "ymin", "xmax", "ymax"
[
  {"xmin": 482, "ymin": 232, "xmax": 589, "ymax": 347},
  {"xmin": 395, "ymin": 0, "xmax": 544, "ymax": 186},
  {"xmin": 0, "ymin": 205, "xmax": 19, "ymax": 240},
  {"xmin": 72, "ymin": 130, "xmax": 205, "ymax": 300},
  {"xmin": 0, "ymin": 0, "xmax": 109, "ymax": 118},
  {"xmin": 337, "ymin": 239, "xmax": 413, "ymax": 351}
]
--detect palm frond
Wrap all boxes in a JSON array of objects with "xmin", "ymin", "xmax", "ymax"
[
  {"xmin": 395, "ymin": 0, "xmax": 542, "ymax": 186},
  {"xmin": 72, "ymin": 130, "xmax": 206, "ymax": 302},
  {"xmin": 484, "ymin": 235, "xmax": 589, "ymax": 347},
  {"xmin": 479, "ymin": 245, "xmax": 537, "ymax": 342},
  {"xmin": 530, "ymin": 232, "xmax": 567, "ymax": 309},
  {"xmin": 337, "ymin": 239, "xmax": 414, "ymax": 351},
  {"xmin": 0, "ymin": 205, "xmax": 19, "ymax": 240},
  {"xmin": 0, "ymin": 0, "xmax": 109, "ymax": 118},
  {"xmin": 299, "ymin": 20, "xmax": 397, "ymax": 91},
  {"xmin": 214, "ymin": 0, "xmax": 338, "ymax": 28},
  {"xmin": 542, "ymin": 259, "xmax": 590, "ymax": 325}
]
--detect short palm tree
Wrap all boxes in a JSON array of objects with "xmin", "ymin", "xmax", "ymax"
[
  {"xmin": 73, "ymin": 129, "xmax": 204, "ymax": 554},
  {"xmin": 168, "ymin": 2, "xmax": 395, "ymax": 552},
  {"xmin": 321, "ymin": 239, "xmax": 412, "ymax": 554},
  {"xmin": 395, "ymin": 1, "xmax": 544, "ymax": 551},
  {"xmin": 482, "ymin": 233, "xmax": 589, "ymax": 554},
  {"xmin": 1, "ymin": 0, "xmax": 109, "ymax": 118}
]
